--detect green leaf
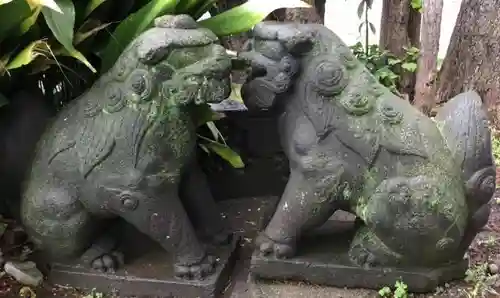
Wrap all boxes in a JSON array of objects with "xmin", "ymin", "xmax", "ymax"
[
  {"xmin": 0, "ymin": 0, "xmax": 32, "ymax": 42},
  {"xmin": 99, "ymin": 0, "xmax": 178, "ymax": 72},
  {"xmin": 42, "ymin": 0, "xmax": 96, "ymax": 72},
  {"xmin": 17, "ymin": 6, "xmax": 41, "ymax": 37},
  {"xmin": 198, "ymin": 0, "xmax": 310, "ymax": 37},
  {"xmin": 6, "ymin": 40, "xmax": 49, "ymax": 70},
  {"xmin": 388, "ymin": 57, "xmax": 401, "ymax": 65},
  {"xmin": 229, "ymin": 83, "xmax": 243, "ymax": 103},
  {"xmin": 369, "ymin": 22, "xmax": 376, "ymax": 34},
  {"xmin": 401, "ymin": 62, "xmax": 417, "ymax": 72},
  {"xmin": 29, "ymin": 0, "xmax": 63, "ymax": 13},
  {"xmin": 84, "ymin": 0, "xmax": 107, "ymax": 17},
  {"xmin": 410, "ymin": 0, "xmax": 423, "ymax": 12},
  {"xmin": 206, "ymin": 121, "xmax": 222, "ymax": 142},
  {"xmin": 205, "ymin": 141, "xmax": 244, "ymax": 168},
  {"xmin": 378, "ymin": 286, "xmax": 391, "ymax": 297},
  {"xmin": 74, "ymin": 19, "xmax": 111, "ymax": 45},
  {"xmin": 356, "ymin": 1, "xmax": 364, "ymax": 19},
  {"xmin": 175, "ymin": 0, "xmax": 199, "ymax": 14},
  {"xmin": 358, "ymin": 22, "xmax": 364, "ymax": 34}
]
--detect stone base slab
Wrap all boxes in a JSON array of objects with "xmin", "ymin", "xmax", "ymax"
[
  {"xmin": 48, "ymin": 232, "xmax": 240, "ymax": 298},
  {"xmin": 250, "ymin": 221, "xmax": 467, "ymax": 293}
]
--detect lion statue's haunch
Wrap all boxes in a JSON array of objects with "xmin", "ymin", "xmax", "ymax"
[
  {"xmin": 240, "ymin": 22, "xmax": 496, "ymax": 267},
  {"xmin": 20, "ymin": 15, "xmax": 232, "ymax": 280}
]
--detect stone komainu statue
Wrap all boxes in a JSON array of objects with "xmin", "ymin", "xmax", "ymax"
[
  {"xmin": 20, "ymin": 15, "xmax": 232, "ymax": 279},
  {"xmin": 240, "ymin": 22, "xmax": 496, "ymax": 267}
]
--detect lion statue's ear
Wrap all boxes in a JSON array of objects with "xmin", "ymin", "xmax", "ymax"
[{"xmin": 136, "ymin": 15, "xmax": 218, "ymax": 65}]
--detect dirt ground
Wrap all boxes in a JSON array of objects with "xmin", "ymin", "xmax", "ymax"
[{"xmin": 1, "ymin": 193, "xmax": 500, "ymax": 298}]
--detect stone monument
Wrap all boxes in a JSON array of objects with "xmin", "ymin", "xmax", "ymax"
[
  {"xmin": 20, "ymin": 15, "xmax": 238, "ymax": 298},
  {"xmin": 239, "ymin": 21, "xmax": 496, "ymax": 292}
]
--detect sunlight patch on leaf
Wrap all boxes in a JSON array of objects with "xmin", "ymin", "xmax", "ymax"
[
  {"xmin": 198, "ymin": 0, "xmax": 310, "ymax": 36},
  {"xmin": 27, "ymin": 0, "xmax": 62, "ymax": 13},
  {"xmin": 6, "ymin": 40, "xmax": 50, "ymax": 70}
]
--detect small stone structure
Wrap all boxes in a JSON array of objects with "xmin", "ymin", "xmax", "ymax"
[
  {"xmin": 20, "ymin": 15, "xmax": 238, "ymax": 297},
  {"xmin": 240, "ymin": 21, "xmax": 496, "ymax": 292}
]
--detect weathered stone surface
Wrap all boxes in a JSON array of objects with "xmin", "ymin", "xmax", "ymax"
[
  {"xmin": 250, "ymin": 221, "xmax": 467, "ymax": 293},
  {"xmin": 20, "ymin": 13, "xmax": 234, "ymax": 284},
  {"xmin": 48, "ymin": 228, "xmax": 240, "ymax": 298},
  {"xmin": 4, "ymin": 261, "xmax": 44, "ymax": 286},
  {"xmin": 239, "ymin": 21, "xmax": 496, "ymax": 290}
]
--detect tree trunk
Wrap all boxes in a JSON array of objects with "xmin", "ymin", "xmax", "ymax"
[
  {"xmin": 379, "ymin": 0, "xmax": 421, "ymax": 100},
  {"xmin": 413, "ymin": 0, "xmax": 443, "ymax": 115},
  {"xmin": 436, "ymin": 0, "xmax": 500, "ymax": 130},
  {"xmin": 271, "ymin": 0, "xmax": 325, "ymax": 24}
]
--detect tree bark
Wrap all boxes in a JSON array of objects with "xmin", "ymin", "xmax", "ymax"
[
  {"xmin": 271, "ymin": 0, "xmax": 324, "ymax": 24},
  {"xmin": 436, "ymin": 0, "xmax": 500, "ymax": 130},
  {"xmin": 413, "ymin": 0, "xmax": 443, "ymax": 115},
  {"xmin": 379, "ymin": 0, "xmax": 421, "ymax": 100}
]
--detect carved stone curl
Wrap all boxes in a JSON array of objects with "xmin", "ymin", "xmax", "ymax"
[
  {"xmin": 21, "ymin": 15, "xmax": 232, "ymax": 280},
  {"xmin": 240, "ymin": 21, "xmax": 496, "ymax": 288}
]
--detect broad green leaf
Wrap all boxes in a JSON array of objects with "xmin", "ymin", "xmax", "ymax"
[
  {"xmin": 356, "ymin": 1, "xmax": 364, "ymax": 19},
  {"xmin": 74, "ymin": 19, "xmax": 111, "ymax": 45},
  {"xmin": 27, "ymin": 0, "xmax": 62, "ymax": 13},
  {"xmin": 99, "ymin": 0, "xmax": 178, "ymax": 72},
  {"xmin": 229, "ymin": 83, "xmax": 243, "ymax": 103},
  {"xmin": 18, "ymin": 6, "xmax": 42, "ymax": 36},
  {"xmin": 401, "ymin": 62, "xmax": 417, "ymax": 72},
  {"xmin": 84, "ymin": 0, "xmax": 107, "ymax": 17},
  {"xmin": 42, "ymin": 0, "xmax": 95, "ymax": 72},
  {"xmin": 206, "ymin": 121, "xmax": 223, "ymax": 142},
  {"xmin": 175, "ymin": 0, "xmax": 199, "ymax": 14},
  {"xmin": 198, "ymin": 0, "xmax": 310, "ymax": 37},
  {"xmin": 205, "ymin": 141, "xmax": 244, "ymax": 168},
  {"xmin": 6, "ymin": 40, "xmax": 49, "ymax": 70},
  {"xmin": 0, "ymin": 0, "xmax": 32, "ymax": 42}
]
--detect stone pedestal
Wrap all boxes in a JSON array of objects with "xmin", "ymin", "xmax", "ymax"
[
  {"xmin": 46, "ymin": 226, "xmax": 240, "ymax": 298},
  {"xmin": 250, "ymin": 220, "xmax": 468, "ymax": 293}
]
